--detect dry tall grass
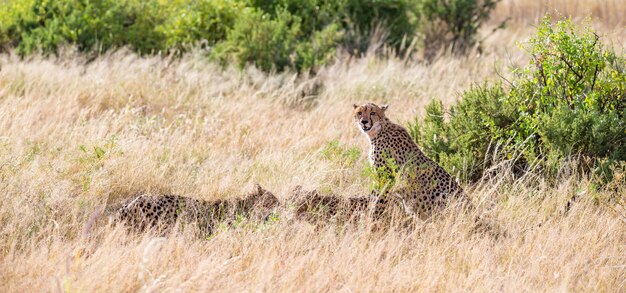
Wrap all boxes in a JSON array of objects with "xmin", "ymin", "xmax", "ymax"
[
  {"xmin": 1, "ymin": 2, "xmax": 625, "ymax": 292},
  {"xmin": 492, "ymin": 0, "xmax": 626, "ymax": 28}
]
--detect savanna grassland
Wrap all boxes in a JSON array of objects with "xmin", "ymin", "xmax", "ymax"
[{"xmin": 1, "ymin": 0, "xmax": 625, "ymax": 291}]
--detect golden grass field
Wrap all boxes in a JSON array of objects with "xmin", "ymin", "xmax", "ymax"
[{"xmin": 1, "ymin": 1, "xmax": 625, "ymax": 291}]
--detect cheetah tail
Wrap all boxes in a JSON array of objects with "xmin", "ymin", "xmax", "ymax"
[{"xmin": 81, "ymin": 204, "xmax": 106, "ymax": 241}]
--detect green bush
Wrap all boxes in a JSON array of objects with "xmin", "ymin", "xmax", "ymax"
[
  {"xmin": 409, "ymin": 84, "xmax": 517, "ymax": 182},
  {"xmin": 215, "ymin": 0, "xmax": 418, "ymax": 71},
  {"xmin": 212, "ymin": 8, "xmax": 303, "ymax": 71},
  {"xmin": 341, "ymin": 0, "xmax": 418, "ymax": 54},
  {"xmin": 418, "ymin": 0, "xmax": 503, "ymax": 60},
  {"xmin": 0, "ymin": 0, "xmax": 418, "ymax": 70},
  {"xmin": 0, "ymin": 0, "xmax": 498, "ymax": 70},
  {"xmin": 1, "ymin": 0, "xmax": 159, "ymax": 55},
  {"xmin": 8, "ymin": 0, "xmax": 126, "ymax": 54},
  {"xmin": 0, "ymin": 0, "xmax": 33, "ymax": 48},
  {"xmin": 0, "ymin": 0, "xmax": 242, "ymax": 55},
  {"xmin": 247, "ymin": 0, "xmax": 417, "ymax": 53},
  {"xmin": 411, "ymin": 16, "xmax": 626, "ymax": 183},
  {"xmin": 155, "ymin": 0, "xmax": 243, "ymax": 51}
]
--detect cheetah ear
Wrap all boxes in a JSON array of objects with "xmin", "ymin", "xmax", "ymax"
[
  {"xmin": 353, "ymin": 104, "xmax": 358, "ymax": 109},
  {"xmin": 254, "ymin": 183, "xmax": 263, "ymax": 195},
  {"xmin": 381, "ymin": 104, "xmax": 389, "ymax": 112}
]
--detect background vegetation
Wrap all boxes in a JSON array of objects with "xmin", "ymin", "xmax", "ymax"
[
  {"xmin": 411, "ymin": 16, "xmax": 626, "ymax": 184},
  {"xmin": 0, "ymin": 0, "xmax": 501, "ymax": 70}
]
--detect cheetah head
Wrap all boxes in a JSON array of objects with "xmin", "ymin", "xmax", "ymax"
[
  {"xmin": 240, "ymin": 184, "xmax": 280, "ymax": 218},
  {"xmin": 353, "ymin": 103, "xmax": 388, "ymax": 134}
]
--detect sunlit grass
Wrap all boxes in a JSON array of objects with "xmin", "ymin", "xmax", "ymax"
[{"xmin": 1, "ymin": 2, "xmax": 625, "ymax": 291}]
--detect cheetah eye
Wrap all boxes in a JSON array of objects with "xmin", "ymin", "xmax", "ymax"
[
  {"xmin": 370, "ymin": 112, "xmax": 376, "ymax": 116},
  {"xmin": 357, "ymin": 112, "xmax": 362, "ymax": 115}
]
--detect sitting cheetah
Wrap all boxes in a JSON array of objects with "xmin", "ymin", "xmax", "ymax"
[
  {"xmin": 115, "ymin": 184, "xmax": 279, "ymax": 234},
  {"xmin": 353, "ymin": 103, "xmax": 466, "ymax": 218}
]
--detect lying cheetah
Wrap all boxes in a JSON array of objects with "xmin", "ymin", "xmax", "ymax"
[
  {"xmin": 115, "ymin": 184, "xmax": 279, "ymax": 234},
  {"xmin": 353, "ymin": 103, "xmax": 466, "ymax": 218},
  {"xmin": 288, "ymin": 186, "xmax": 390, "ymax": 224}
]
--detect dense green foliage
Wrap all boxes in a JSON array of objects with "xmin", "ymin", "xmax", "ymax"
[
  {"xmin": 0, "ymin": 0, "xmax": 242, "ymax": 55},
  {"xmin": 411, "ymin": 16, "xmax": 626, "ymax": 183},
  {"xmin": 418, "ymin": 0, "xmax": 503, "ymax": 59},
  {"xmin": 0, "ymin": 0, "xmax": 498, "ymax": 71}
]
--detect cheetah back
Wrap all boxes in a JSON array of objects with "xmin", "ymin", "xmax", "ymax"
[{"xmin": 369, "ymin": 122, "xmax": 465, "ymax": 216}]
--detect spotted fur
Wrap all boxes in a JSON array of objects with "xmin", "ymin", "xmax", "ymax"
[
  {"xmin": 353, "ymin": 102, "xmax": 466, "ymax": 218},
  {"xmin": 288, "ymin": 186, "xmax": 392, "ymax": 224},
  {"xmin": 115, "ymin": 184, "xmax": 279, "ymax": 234}
]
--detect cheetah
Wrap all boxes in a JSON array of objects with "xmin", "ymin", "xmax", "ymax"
[
  {"xmin": 288, "ymin": 186, "xmax": 392, "ymax": 224},
  {"xmin": 353, "ymin": 102, "xmax": 466, "ymax": 218},
  {"xmin": 115, "ymin": 184, "xmax": 279, "ymax": 234}
]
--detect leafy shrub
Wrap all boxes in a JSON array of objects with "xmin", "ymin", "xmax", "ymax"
[
  {"xmin": 155, "ymin": 0, "xmax": 243, "ymax": 51},
  {"xmin": 409, "ymin": 84, "xmax": 517, "ymax": 182},
  {"xmin": 411, "ymin": 16, "xmax": 626, "ymax": 183},
  {"xmin": 0, "ymin": 0, "xmax": 498, "ymax": 70},
  {"xmin": 418, "ymin": 0, "xmax": 503, "ymax": 60},
  {"xmin": 247, "ymin": 0, "xmax": 417, "ymax": 53},
  {"xmin": 8, "ymin": 0, "xmax": 125, "ymax": 54},
  {"xmin": 0, "ymin": 0, "xmax": 33, "ymax": 48},
  {"xmin": 211, "ymin": 8, "xmax": 300, "ymax": 71},
  {"xmin": 0, "ymin": 0, "xmax": 243, "ymax": 55},
  {"xmin": 341, "ymin": 0, "xmax": 418, "ymax": 54},
  {"xmin": 1, "ymin": 0, "xmax": 157, "ymax": 55},
  {"xmin": 215, "ymin": 0, "xmax": 418, "ymax": 71},
  {"xmin": 0, "ymin": 0, "xmax": 418, "ymax": 70}
]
